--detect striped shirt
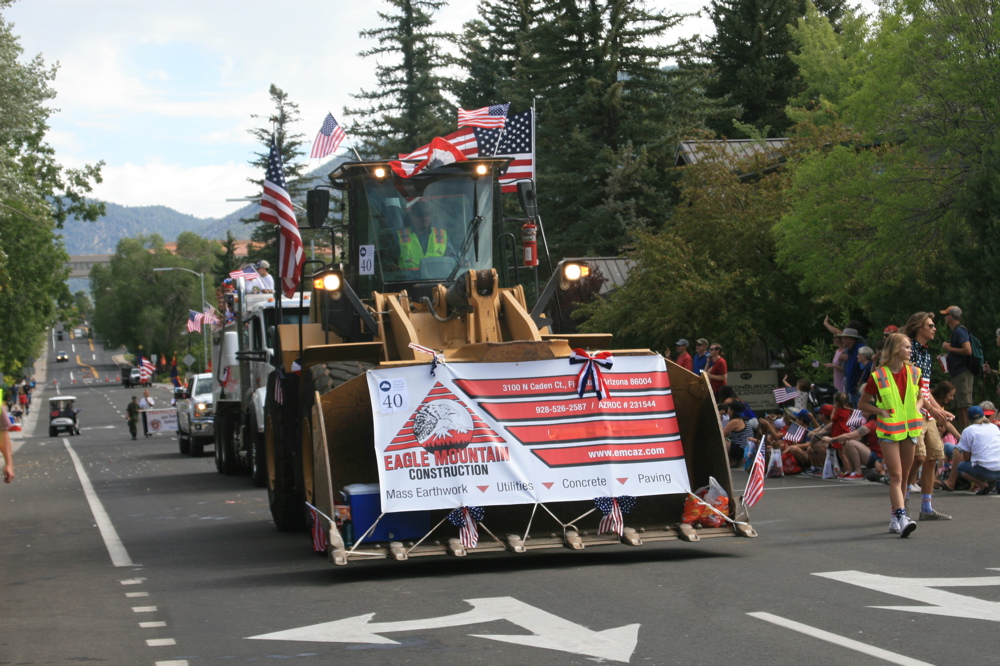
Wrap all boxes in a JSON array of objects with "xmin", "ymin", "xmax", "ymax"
[{"xmin": 909, "ymin": 338, "xmax": 934, "ymax": 406}]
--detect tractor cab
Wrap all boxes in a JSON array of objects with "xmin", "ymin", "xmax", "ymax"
[
  {"xmin": 49, "ymin": 395, "xmax": 80, "ymax": 437},
  {"xmin": 308, "ymin": 158, "xmax": 511, "ymax": 302}
]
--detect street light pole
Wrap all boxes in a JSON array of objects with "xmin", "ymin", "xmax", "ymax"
[{"xmin": 153, "ymin": 267, "xmax": 208, "ymax": 372}]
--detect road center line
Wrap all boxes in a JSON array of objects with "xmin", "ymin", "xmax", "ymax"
[
  {"xmin": 748, "ymin": 612, "xmax": 934, "ymax": 666},
  {"xmin": 63, "ymin": 439, "xmax": 134, "ymax": 567}
]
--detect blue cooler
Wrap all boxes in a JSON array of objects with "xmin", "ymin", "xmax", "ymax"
[{"xmin": 342, "ymin": 483, "xmax": 430, "ymax": 543}]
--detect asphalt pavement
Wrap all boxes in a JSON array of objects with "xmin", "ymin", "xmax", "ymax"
[{"xmin": 2, "ymin": 334, "xmax": 999, "ymax": 665}]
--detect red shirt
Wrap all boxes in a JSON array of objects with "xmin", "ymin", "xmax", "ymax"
[
  {"xmin": 675, "ymin": 351, "xmax": 693, "ymax": 372},
  {"xmin": 709, "ymin": 357, "xmax": 728, "ymax": 392},
  {"xmin": 863, "ymin": 365, "xmax": 909, "ymax": 403}
]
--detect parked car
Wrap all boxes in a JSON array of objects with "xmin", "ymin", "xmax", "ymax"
[
  {"xmin": 176, "ymin": 373, "xmax": 214, "ymax": 457},
  {"xmin": 49, "ymin": 395, "xmax": 80, "ymax": 437},
  {"xmin": 55, "ymin": 351, "xmax": 69, "ymax": 362}
]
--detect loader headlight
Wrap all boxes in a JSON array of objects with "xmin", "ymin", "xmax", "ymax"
[
  {"xmin": 475, "ymin": 164, "xmax": 488, "ymax": 176},
  {"xmin": 374, "ymin": 167, "xmax": 386, "ymax": 179},
  {"xmin": 313, "ymin": 269, "xmax": 345, "ymax": 301},
  {"xmin": 560, "ymin": 262, "xmax": 590, "ymax": 288}
]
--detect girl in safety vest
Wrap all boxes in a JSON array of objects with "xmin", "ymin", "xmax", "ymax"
[{"xmin": 859, "ymin": 332, "xmax": 924, "ymax": 538}]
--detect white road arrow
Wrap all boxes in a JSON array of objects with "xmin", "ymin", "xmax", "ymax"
[{"xmin": 248, "ymin": 596, "xmax": 639, "ymax": 663}]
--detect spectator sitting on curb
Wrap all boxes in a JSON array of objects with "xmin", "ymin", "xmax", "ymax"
[{"xmin": 951, "ymin": 404, "xmax": 1000, "ymax": 494}]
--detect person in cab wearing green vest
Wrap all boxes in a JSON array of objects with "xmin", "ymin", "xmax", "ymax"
[
  {"xmin": 396, "ymin": 201, "xmax": 455, "ymax": 272},
  {"xmin": 859, "ymin": 332, "xmax": 925, "ymax": 538}
]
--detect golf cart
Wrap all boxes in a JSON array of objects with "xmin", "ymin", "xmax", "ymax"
[{"xmin": 49, "ymin": 396, "xmax": 81, "ymax": 437}]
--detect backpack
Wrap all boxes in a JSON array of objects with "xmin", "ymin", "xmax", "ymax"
[{"xmin": 961, "ymin": 326, "xmax": 985, "ymax": 376}]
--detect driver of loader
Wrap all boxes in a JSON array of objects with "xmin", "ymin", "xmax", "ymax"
[{"xmin": 396, "ymin": 201, "xmax": 454, "ymax": 271}]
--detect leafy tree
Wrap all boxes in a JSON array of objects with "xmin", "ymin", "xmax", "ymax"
[
  {"xmin": 91, "ymin": 235, "xmax": 209, "ymax": 368},
  {"xmin": 217, "ymin": 230, "xmax": 239, "ymax": 281},
  {"xmin": 0, "ymin": 2, "xmax": 103, "ymax": 375},
  {"xmin": 778, "ymin": 0, "xmax": 1000, "ymax": 331},
  {"xmin": 346, "ymin": 0, "xmax": 455, "ymax": 157},
  {"xmin": 580, "ymin": 141, "xmax": 821, "ymax": 360}
]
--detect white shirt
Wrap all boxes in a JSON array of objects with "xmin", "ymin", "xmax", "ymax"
[
  {"xmin": 957, "ymin": 423, "xmax": 1000, "ymax": 470},
  {"xmin": 255, "ymin": 272, "xmax": 275, "ymax": 292},
  {"xmin": 139, "ymin": 396, "xmax": 153, "ymax": 410}
]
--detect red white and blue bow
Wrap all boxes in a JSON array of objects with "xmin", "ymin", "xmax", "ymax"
[
  {"xmin": 409, "ymin": 342, "xmax": 445, "ymax": 376},
  {"xmin": 570, "ymin": 349, "xmax": 614, "ymax": 400},
  {"xmin": 594, "ymin": 496, "xmax": 636, "ymax": 536},
  {"xmin": 447, "ymin": 506, "xmax": 484, "ymax": 549}
]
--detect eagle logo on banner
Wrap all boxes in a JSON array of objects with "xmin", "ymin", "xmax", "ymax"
[{"xmin": 386, "ymin": 382, "xmax": 504, "ymax": 456}]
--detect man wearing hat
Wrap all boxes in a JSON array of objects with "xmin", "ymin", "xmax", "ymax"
[
  {"xmin": 692, "ymin": 339, "xmax": 711, "ymax": 376},
  {"xmin": 953, "ymin": 405, "xmax": 1000, "ymax": 494},
  {"xmin": 941, "ymin": 306, "xmax": 973, "ymax": 429},
  {"xmin": 839, "ymin": 327, "xmax": 865, "ymax": 407},
  {"xmin": 256, "ymin": 260, "xmax": 275, "ymax": 293},
  {"xmin": 673, "ymin": 339, "xmax": 693, "ymax": 372}
]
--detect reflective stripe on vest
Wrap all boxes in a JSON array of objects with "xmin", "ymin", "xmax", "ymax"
[
  {"xmin": 397, "ymin": 227, "xmax": 448, "ymax": 271},
  {"xmin": 872, "ymin": 365, "xmax": 923, "ymax": 441}
]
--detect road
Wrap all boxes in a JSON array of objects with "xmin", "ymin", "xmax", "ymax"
[{"xmin": 2, "ymin": 334, "xmax": 998, "ymax": 665}]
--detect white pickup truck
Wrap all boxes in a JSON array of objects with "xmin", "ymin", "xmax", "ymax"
[{"xmin": 176, "ymin": 373, "xmax": 214, "ymax": 456}]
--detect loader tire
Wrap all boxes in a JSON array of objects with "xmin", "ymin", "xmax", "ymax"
[{"xmin": 266, "ymin": 370, "xmax": 306, "ymax": 532}]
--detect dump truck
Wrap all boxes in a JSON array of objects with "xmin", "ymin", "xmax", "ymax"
[
  {"xmin": 211, "ymin": 283, "xmax": 310, "ymax": 485},
  {"xmin": 263, "ymin": 156, "xmax": 754, "ymax": 565}
]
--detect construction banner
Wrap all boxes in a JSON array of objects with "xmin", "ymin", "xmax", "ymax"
[{"xmin": 367, "ymin": 355, "xmax": 691, "ymax": 512}]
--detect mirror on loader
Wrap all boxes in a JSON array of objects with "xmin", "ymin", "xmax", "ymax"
[
  {"xmin": 306, "ymin": 189, "xmax": 330, "ymax": 228},
  {"xmin": 516, "ymin": 180, "xmax": 537, "ymax": 219}
]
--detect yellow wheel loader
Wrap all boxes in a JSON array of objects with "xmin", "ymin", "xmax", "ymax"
[{"xmin": 264, "ymin": 157, "xmax": 754, "ymax": 565}]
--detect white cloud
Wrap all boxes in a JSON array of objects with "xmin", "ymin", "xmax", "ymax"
[{"xmin": 92, "ymin": 161, "xmax": 258, "ymax": 219}]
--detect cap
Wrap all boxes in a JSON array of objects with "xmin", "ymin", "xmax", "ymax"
[
  {"xmin": 979, "ymin": 400, "xmax": 997, "ymax": 417},
  {"xmin": 819, "ymin": 404, "xmax": 834, "ymax": 417},
  {"xmin": 840, "ymin": 328, "xmax": 862, "ymax": 339},
  {"xmin": 258, "ymin": 260, "xmax": 270, "ymax": 269},
  {"xmin": 675, "ymin": 338, "xmax": 689, "ymax": 347},
  {"xmin": 774, "ymin": 418, "xmax": 786, "ymax": 429},
  {"xmin": 883, "ymin": 325, "xmax": 898, "ymax": 334},
  {"xmin": 794, "ymin": 409, "xmax": 811, "ymax": 421},
  {"xmin": 940, "ymin": 305, "xmax": 962, "ymax": 318},
  {"xmin": 968, "ymin": 405, "xmax": 985, "ymax": 421},
  {"xmin": 696, "ymin": 338, "xmax": 709, "ymax": 346}
]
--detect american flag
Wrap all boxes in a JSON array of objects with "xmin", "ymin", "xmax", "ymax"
[
  {"xmin": 274, "ymin": 365, "xmax": 285, "ymax": 405},
  {"xmin": 457, "ymin": 103, "xmax": 509, "ymax": 129},
  {"xmin": 744, "ymin": 435, "xmax": 767, "ymax": 507},
  {"xmin": 447, "ymin": 506, "xmax": 484, "ymax": 549},
  {"xmin": 202, "ymin": 302, "xmax": 220, "ymax": 327},
  {"xmin": 259, "ymin": 137, "xmax": 304, "ymax": 298},
  {"xmin": 186, "ymin": 310, "xmax": 203, "ymax": 333},
  {"xmin": 310, "ymin": 113, "xmax": 347, "ymax": 159},
  {"xmin": 229, "ymin": 265, "xmax": 260, "ymax": 282},
  {"xmin": 307, "ymin": 503, "xmax": 328, "ymax": 552},
  {"xmin": 595, "ymin": 495, "xmax": 636, "ymax": 536},
  {"xmin": 846, "ymin": 409, "xmax": 866, "ymax": 430},
  {"xmin": 773, "ymin": 387, "xmax": 799, "ymax": 404},
  {"xmin": 399, "ymin": 108, "xmax": 534, "ymax": 193},
  {"xmin": 784, "ymin": 422, "xmax": 809, "ymax": 443},
  {"xmin": 139, "ymin": 355, "xmax": 155, "ymax": 383}
]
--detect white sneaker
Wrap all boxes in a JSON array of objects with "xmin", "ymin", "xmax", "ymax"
[
  {"xmin": 888, "ymin": 517, "xmax": 900, "ymax": 534},
  {"xmin": 908, "ymin": 483, "xmax": 921, "ymax": 492},
  {"xmin": 898, "ymin": 515, "xmax": 917, "ymax": 538}
]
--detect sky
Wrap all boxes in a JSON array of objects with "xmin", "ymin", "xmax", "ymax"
[{"xmin": 5, "ymin": 1, "xmax": 716, "ymax": 220}]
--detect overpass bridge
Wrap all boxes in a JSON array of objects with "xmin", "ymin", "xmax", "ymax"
[{"xmin": 67, "ymin": 255, "xmax": 112, "ymax": 279}]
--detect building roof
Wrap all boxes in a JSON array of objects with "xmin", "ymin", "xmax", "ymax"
[{"xmin": 674, "ymin": 138, "xmax": 789, "ymax": 167}]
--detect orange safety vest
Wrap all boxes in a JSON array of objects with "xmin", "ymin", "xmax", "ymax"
[
  {"xmin": 872, "ymin": 364, "xmax": 923, "ymax": 441},
  {"xmin": 398, "ymin": 227, "xmax": 448, "ymax": 271}
]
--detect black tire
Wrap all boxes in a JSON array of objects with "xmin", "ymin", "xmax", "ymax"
[
  {"xmin": 190, "ymin": 437, "xmax": 204, "ymax": 457},
  {"xmin": 178, "ymin": 429, "xmax": 191, "ymax": 455},
  {"xmin": 213, "ymin": 421, "xmax": 223, "ymax": 473},
  {"xmin": 249, "ymin": 412, "xmax": 267, "ymax": 488},
  {"xmin": 266, "ymin": 370, "xmax": 306, "ymax": 532},
  {"xmin": 49, "ymin": 427, "xmax": 56, "ymax": 437},
  {"xmin": 220, "ymin": 414, "xmax": 239, "ymax": 475}
]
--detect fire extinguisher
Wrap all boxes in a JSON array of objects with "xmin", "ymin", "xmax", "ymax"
[{"xmin": 521, "ymin": 220, "xmax": 539, "ymax": 267}]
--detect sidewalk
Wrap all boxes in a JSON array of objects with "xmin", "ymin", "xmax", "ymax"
[{"xmin": 9, "ymin": 344, "xmax": 48, "ymax": 448}]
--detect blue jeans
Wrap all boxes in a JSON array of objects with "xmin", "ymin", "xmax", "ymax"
[{"xmin": 956, "ymin": 461, "xmax": 1000, "ymax": 485}]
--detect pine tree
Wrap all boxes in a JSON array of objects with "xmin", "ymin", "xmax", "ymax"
[
  {"xmin": 241, "ymin": 84, "xmax": 307, "ymax": 265},
  {"xmin": 346, "ymin": 0, "xmax": 455, "ymax": 157}
]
